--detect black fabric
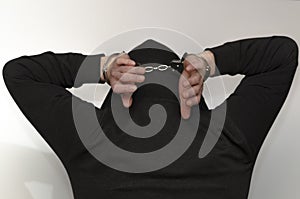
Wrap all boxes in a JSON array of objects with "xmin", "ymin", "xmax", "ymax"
[
  {"xmin": 127, "ymin": 40, "xmax": 180, "ymax": 65},
  {"xmin": 101, "ymin": 39, "xmax": 209, "ymax": 114},
  {"xmin": 2, "ymin": 35, "xmax": 298, "ymax": 199}
]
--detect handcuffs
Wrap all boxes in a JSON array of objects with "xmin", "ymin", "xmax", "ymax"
[{"xmin": 100, "ymin": 51, "xmax": 211, "ymax": 84}]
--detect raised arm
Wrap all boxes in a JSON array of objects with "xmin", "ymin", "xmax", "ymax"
[
  {"xmin": 2, "ymin": 51, "xmax": 105, "ymax": 164},
  {"xmin": 204, "ymin": 35, "xmax": 299, "ymax": 159},
  {"xmin": 3, "ymin": 51, "xmax": 105, "ymax": 88}
]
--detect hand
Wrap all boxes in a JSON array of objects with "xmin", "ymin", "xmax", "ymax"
[
  {"xmin": 179, "ymin": 54, "xmax": 208, "ymax": 119},
  {"xmin": 106, "ymin": 53, "xmax": 146, "ymax": 108}
]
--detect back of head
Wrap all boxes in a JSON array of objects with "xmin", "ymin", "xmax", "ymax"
[
  {"xmin": 99, "ymin": 39, "xmax": 209, "ymax": 152},
  {"xmin": 101, "ymin": 39, "xmax": 182, "ymax": 110},
  {"xmin": 101, "ymin": 38, "xmax": 209, "ymax": 111}
]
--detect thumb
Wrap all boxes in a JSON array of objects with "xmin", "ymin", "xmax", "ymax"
[
  {"xmin": 121, "ymin": 93, "xmax": 133, "ymax": 108},
  {"xmin": 179, "ymin": 70, "xmax": 192, "ymax": 119}
]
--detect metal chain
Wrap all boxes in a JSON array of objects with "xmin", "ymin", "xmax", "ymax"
[{"xmin": 144, "ymin": 64, "xmax": 174, "ymax": 73}]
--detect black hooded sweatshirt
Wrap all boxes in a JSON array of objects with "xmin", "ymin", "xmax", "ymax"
[{"xmin": 2, "ymin": 35, "xmax": 298, "ymax": 199}]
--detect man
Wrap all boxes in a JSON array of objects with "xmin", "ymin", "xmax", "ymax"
[{"xmin": 2, "ymin": 35, "xmax": 298, "ymax": 199}]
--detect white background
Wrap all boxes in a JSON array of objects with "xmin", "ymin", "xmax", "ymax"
[{"xmin": 0, "ymin": 0, "xmax": 299, "ymax": 198}]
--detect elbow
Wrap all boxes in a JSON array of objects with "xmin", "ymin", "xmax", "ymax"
[
  {"xmin": 275, "ymin": 36, "xmax": 299, "ymax": 69},
  {"xmin": 2, "ymin": 56, "xmax": 27, "ymax": 82},
  {"xmin": 2, "ymin": 59, "xmax": 16, "ymax": 83},
  {"xmin": 2, "ymin": 59, "xmax": 18, "ymax": 92}
]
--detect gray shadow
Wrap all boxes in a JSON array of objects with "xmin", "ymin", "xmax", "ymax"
[{"xmin": 0, "ymin": 143, "xmax": 73, "ymax": 199}]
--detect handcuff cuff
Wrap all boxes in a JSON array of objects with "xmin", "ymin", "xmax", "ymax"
[
  {"xmin": 100, "ymin": 51, "xmax": 211, "ymax": 84},
  {"xmin": 99, "ymin": 51, "xmax": 126, "ymax": 84}
]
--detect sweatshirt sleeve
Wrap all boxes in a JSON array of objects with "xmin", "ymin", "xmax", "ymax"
[
  {"xmin": 205, "ymin": 36, "xmax": 299, "ymax": 159},
  {"xmin": 2, "ymin": 51, "xmax": 106, "ymax": 164}
]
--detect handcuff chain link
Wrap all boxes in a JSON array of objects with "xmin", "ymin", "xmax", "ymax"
[{"xmin": 144, "ymin": 64, "xmax": 172, "ymax": 73}]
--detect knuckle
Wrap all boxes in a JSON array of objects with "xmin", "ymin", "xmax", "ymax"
[
  {"xmin": 111, "ymin": 84, "xmax": 118, "ymax": 93},
  {"xmin": 191, "ymin": 88, "xmax": 197, "ymax": 96},
  {"xmin": 116, "ymin": 72, "xmax": 122, "ymax": 79},
  {"xmin": 127, "ymin": 74, "xmax": 133, "ymax": 82},
  {"xmin": 116, "ymin": 58, "xmax": 122, "ymax": 65},
  {"xmin": 138, "ymin": 67, "xmax": 146, "ymax": 74},
  {"xmin": 120, "ymin": 58, "xmax": 127, "ymax": 65},
  {"xmin": 125, "ymin": 74, "xmax": 134, "ymax": 82},
  {"xmin": 121, "ymin": 74, "xmax": 129, "ymax": 82},
  {"xmin": 122, "ymin": 54, "xmax": 129, "ymax": 58},
  {"xmin": 127, "ymin": 67, "xmax": 135, "ymax": 73},
  {"xmin": 190, "ymin": 77, "xmax": 197, "ymax": 84},
  {"xmin": 122, "ymin": 66, "xmax": 129, "ymax": 72},
  {"xmin": 111, "ymin": 71, "xmax": 116, "ymax": 77}
]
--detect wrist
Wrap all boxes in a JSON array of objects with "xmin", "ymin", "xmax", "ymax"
[
  {"xmin": 103, "ymin": 53, "xmax": 121, "ymax": 85},
  {"xmin": 197, "ymin": 50, "xmax": 216, "ymax": 77},
  {"xmin": 100, "ymin": 56, "xmax": 108, "ymax": 82},
  {"xmin": 101, "ymin": 52, "xmax": 125, "ymax": 85}
]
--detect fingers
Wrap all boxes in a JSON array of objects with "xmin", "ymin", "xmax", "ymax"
[
  {"xmin": 183, "ymin": 71, "xmax": 203, "ymax": 88},
  {"xmin": 181, "ymin": 70, "xmax": 203, "ymax": 99},
  {"xmin": 117, "ymin": 66, "xmax": 146, "ymax": 75},
  {"xmin": 111, "ymin": 57, "xmax": 146, "ymax": 84},
  {"xmin": 111, "ymin": 83, "xmax": 137, "ymax": 94},
  {"xmin": 179, "ymin": 68, "xmax": 204, "ymax": 119},
  {"xmin": 185, "ymin": 94, "xmax": 201, "ymax": 106},
  {"xmin": 180, "ymin": 91, "xmax": 202, "ymax": 120},
  {"xmin": 179, "ymin": 70, "xmax": 192, "ymax": 119},
  {"xmin": 107, "ymin": 53, "xmax": 145, "ymax": 108},
  {"xmin": 181, "ymin": 83, "xmax": 202, "ymax": 106},
  {"xmin": 182, "ymin": 84, "xmax": 202, "ymax": 99},
  {"xmin": 116, "ymin": 57, "xmax": 136, "ymax": 66},
  {"xmin": 180, "ymin": 102, "xmax": 191, "ymax": 119},
  {"xmin": 121, "ymin": 93, "xmax": 133, "ymax": 108},
  {"xmin": 111, "ymin": 71, "xmax": 145, "ymax": 84}
]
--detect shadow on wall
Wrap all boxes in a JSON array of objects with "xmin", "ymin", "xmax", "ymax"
[{"xmin": 0, "ymin": 143, "xmax": 73, "ymax": 199}]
